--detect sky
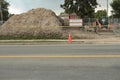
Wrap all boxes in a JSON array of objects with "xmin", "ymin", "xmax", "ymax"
[{"xmin": 6, "ymin": 0, "xmax": 113, "ymax": 16}]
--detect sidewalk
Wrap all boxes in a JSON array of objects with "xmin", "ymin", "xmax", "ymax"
[{"xmin": 0, "ymin": 38, "xmax": 120, "ymax": 44}]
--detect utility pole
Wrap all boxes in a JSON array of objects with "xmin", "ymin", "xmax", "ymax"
[
  {"xmin": 0, "ymin": 0, "xmax": 3, "ymax": 23},
  {"xmin": 107, "ymin": 0, "xmax": 109, "ymax": 18}
]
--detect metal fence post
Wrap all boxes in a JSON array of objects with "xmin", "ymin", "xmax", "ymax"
[{"xmin": 0, "ymin": 0, "xmax": 3, "ymax": 23}]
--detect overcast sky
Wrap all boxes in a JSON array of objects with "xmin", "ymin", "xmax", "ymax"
[{"xmin": 6, "ymin": 0, "xmax": 113, "ymax": 15}]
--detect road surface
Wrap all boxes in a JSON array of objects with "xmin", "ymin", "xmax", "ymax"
[
  {"xmin": 0, "ymin": 44, "xmax": 120, "ymax": 56},
  {"xmin": 0, "ymin": 44, "xmax": 120, "ymax": 80}
]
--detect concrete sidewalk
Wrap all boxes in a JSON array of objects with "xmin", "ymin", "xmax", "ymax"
[{"xmin": 0, "ymin": 38, "xmax": 120, "ymax": 44}]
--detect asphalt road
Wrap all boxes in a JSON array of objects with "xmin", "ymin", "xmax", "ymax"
[
  {"xmin": 0, "ymin": 44, "xmax": 120, "ymax": 80},
  {"xmin": 0, "ymin": 44, "xmax": 120, "ymax": 56}
]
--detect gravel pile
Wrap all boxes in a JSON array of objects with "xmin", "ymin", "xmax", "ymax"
[{"xmin": 0, "ymin": 8, "xmax": 63, "ymax": 36}]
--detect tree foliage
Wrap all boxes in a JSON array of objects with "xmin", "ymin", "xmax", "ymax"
[
  {"xmin": 95, "ymin": 10, "xmax": 107, "ymax": 18},
  {"xmin": 0, "ymin": 0, "xmax": 9, "ymax": 21},
  {"xmin": 61, "ymin": 0, "xmax": 98, "ymax": 18},
  {"xmin": 110, "ymin": 0, "xmax": 120, "ymax": 18}
]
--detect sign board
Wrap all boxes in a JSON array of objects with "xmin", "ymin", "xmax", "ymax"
[
  {"xmin": 61, "ymin": 16, "xmax": 69, "ymax": 20},
  {"xmin": 69, "ymin": 19, "xmax": 83, "ymax": 27}
]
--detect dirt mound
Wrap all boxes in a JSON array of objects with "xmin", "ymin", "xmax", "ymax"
[{"xmin": 0, "ymin": 8, "xmax": 63, "ymax": 37}]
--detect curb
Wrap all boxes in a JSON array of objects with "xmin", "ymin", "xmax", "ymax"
[{"xmin": 0, "ymin": 39, "xmax": 120, "ymax": 45}]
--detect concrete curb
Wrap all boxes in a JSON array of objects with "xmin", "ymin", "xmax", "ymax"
[{"xmin": 0, "ymin": 39, "xmax": 120, "ymax": 44}]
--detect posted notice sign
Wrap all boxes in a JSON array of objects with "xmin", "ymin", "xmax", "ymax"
[{"xmin": 69, "ymin": 19, "xmax": 83, "ymax": 27}]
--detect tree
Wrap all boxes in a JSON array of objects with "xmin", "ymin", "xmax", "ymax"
[
  {"xmin": 61, "ymin": 0, "xmax": 98, "ymax": 18},
  {"xmin": 95, "ymin": 10, "xmax": 107, "ymax": 18},
  {"xmin": 110, "ymin": 0, "xmax": 120, "ymax": 18},
  {"xmin": 0, "ymin": 0, "xmax": 9, "ymax": 21}
]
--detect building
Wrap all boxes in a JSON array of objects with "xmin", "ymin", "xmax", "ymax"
[{"xmin": 59, "ymin": 13, "xmax": 83, "ymax": 27}]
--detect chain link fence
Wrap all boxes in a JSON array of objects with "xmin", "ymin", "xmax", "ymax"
[
  {"xmin": 109, "ymin": 18, "xmax": 120, "ymax": 35},
  {"xmin": 83, "ymin": 18, "xmax": 120, "ymax": 34}
]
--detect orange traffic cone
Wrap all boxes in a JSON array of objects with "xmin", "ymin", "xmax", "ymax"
[{"xmin": 68, "ymin": 34, "xmax": 72, "ymax": 43}]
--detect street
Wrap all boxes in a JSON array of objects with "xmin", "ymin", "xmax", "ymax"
[
  {"xmin": 0, "ymin": 44, "xmax": 120, "ymax": 80},
  {"xmin": 0, "ymin": 44, "xmax": 120, "ymax": 56}
]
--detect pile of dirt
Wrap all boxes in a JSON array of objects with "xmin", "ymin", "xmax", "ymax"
[{"xmin": 0, "ymin": 8, "xmax": 63, "ymax": 37}]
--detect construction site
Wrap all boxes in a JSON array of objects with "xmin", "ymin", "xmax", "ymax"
[
  {"xmin": 1, "ymin": 1, "xmax": 120, "ymax": 80},
  {"xmin": 0, "ymin": 0, "xmax": 120, "ymax": 42},
  {"xmin": 0, "ymin": 8, "xmax": 120, "ymax": 40}
]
